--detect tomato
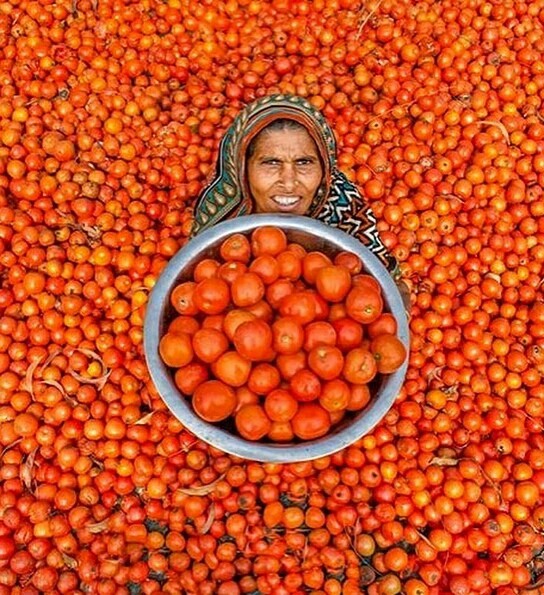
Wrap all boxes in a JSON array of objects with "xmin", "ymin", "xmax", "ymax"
[
  {"xmin": 32, "ymin": 567, "xmax": 58, "ymax": 591},
  {"xmin": 290, "ymin": 368, "xmax": 321, "ymax": 401},
  {"xmin": 345, "ymin": 286, "xmax": 383, "ymax": 324},
  {"xmin": 264, "ymin": 389, "xmax": 299, "ymax": 422},
  {"xmin": 194, "ymin": 259, "xmax": 221, "ymax": 282},
  {"xmin": 174, "ymin": 363, "xmax": 209, "ymax": 395},
  {"xmin": 315, "ymin": 265, "xmax": 352, "ymax": 302},
  {"xmin": 223, "ymin": 309, "xmax": 257, "ymax": 341},
  {"xmin": 159, "ymin": 332, "xmax": 194, "ymax": 368},
  {"xmin": 251, "ymin": 227, "xmax": 287, "ymax": 257},
  {"xmin": 319, "ymin": 379, "xmax": 351, "ymax": 412},
  {"xmin": 332, "ymin": 318, "xmax": 364, "ymax": 352},
  {"xmin": 10, "ymin": 550, "xmax": 35, "ymax": 574},
  {"xmin": 368, "ymin": 313, "xmax": 398, "ymax": 338},
  {"xmin": 249, "ymin": 255, "xmax": 280, "ymax": 284},
  {"xmin": 168, "ymin": 315, "xmax": 200, "ymax": 336},
  {"xmin": 370, "ymin": 334, "xmax": 407, "ymax": 374},
  {"xmin": 231, "ymin": 272, "xmax": 265, "ymax": 307},
  {"xmin": 247, "ymin": 363, "xmax": 281, "ymax": 395},
  {"xmin": 212, "ymin": 351, "xmax": 252, "ymax": 387},
  {"xmin": 217, "ymin": 261, "xmax": 248, "ymax": 284},
  {"xmin": 343, "ymin": 348, "xmax": 377, "ymax": 384},
  {"xmin": 220, "ymin": 233, "xmax": 251, "ymax": 263},
  {"xmin": 283, "ymin": 243, "xmax": 304, "ymax": 260},
  {"xmin": 328, "ymin": 303, "xmax": 348, "ymax": 321},
  {"xmin": 192, "ymin": 328, "xmax": 229, "ymax": 363},
  {"xmin": 193, "ymin": 278, "xmax": 231, "ymax": 315},
  {"xmin": 334, "ymin": 251, "xmax": 363, "ymax": 274},
  {"xmin": 0, "ymin": 536, "xmax": 16, "ymax": 560},
  {"xmin": 352, "ymin": 274, "xmax": 381, "ymax": 292},
  {"xmin": 303, "ymin": 251, "xmax": 333, "ymax": 284},
  {"xmin": 347, "ymin": 384, "xmax": 371, "ymax": 411},
  {"xmin": 202, "ymin": 314, "xmax": 225, "ymax": 332},
  {"xmin": 266, "ymin": 279, "xmax": 295, "ymax": 308},
  {"xmin": 279, "ymin": 292, "xmax": 317, "ymax": 325},
  {"xmin": 245, "ymin": 299, "xmax": 274, "ymax": 322},
  {"xmin": 235, "ymin": 386, "xmax": 259, "ymax": 412},
  {"xmin": 235, "ymin": 404, "xmax": 271, "ymax": 440},
  {"xmin": 171, "ymin": 281, "xmax": 199, "ymax": 316},
  {"xmin": 291, "ymin": 404, "xmax": 331, "ymax": 440},
  {"xmin": 233, "ymin": 319, "xmax": 274, "ymax": 361},
  {"xmin": 268, "ymin": 421, "xmax": 294, "ymax": 442},
  {"xmin": 307, "ymin": 345, "xmax": 344, "ymax": 380},
  {"xmin": 193, "ymin": 380, "xmax": 237, "ymax": 422},
  {"xmin": 272, "ymin": 317, "xmax": 305, "ymax": 355},
  {"xmin": 304, "ymin": 321, "xmax": 337, "ymax": 351},
  {"xmin": 277, "ymin": 250, "xmax": 302, "ymax": 280},
  {"xmin": 277, "ymin": 351, "xmax": 307, "ymax": 381}
]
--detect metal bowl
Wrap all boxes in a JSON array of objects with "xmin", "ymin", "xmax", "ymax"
[{"xmin": 144, "ymin": 214, "xmax": 409, "ymax": 463}]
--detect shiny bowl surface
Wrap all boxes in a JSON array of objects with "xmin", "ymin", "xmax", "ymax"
[{"xmin": 144, "ymin": 214, "xmax": 409, "ymax": 462}]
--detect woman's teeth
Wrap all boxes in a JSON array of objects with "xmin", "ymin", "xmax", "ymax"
[{"xmin": 273, "ymin": 196, "xmax": 300, "ymax": 206}]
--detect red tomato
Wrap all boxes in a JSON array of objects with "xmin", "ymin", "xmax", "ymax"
[
  {"xmin": 193, "ymin": 278, "xmax": 231, "ymax": 315},
  {"xmin": 220, "ymin": 233, "xmax": 251, "ymax": 263},
  {"xmin": 343, "ymin": 348, "xmax": 377, "ymax": 384},
  {"xmin": 233, "ymin": 319, "xmax": 274, "ymax": 361},
  {"xmin": 235, "ymin": 404, "xmax": 272, "ymax": 440},
  {"xmin": 272, "ymin": 317, "xmax": 305, "ymax": 355},
  {"xmin": 332, "ymin": 318, "xmax": 364, "ymax": 352},
  {"xmin": 247, "ymin": 363, "xmax": 281, "ymax": 395},
  {"xmin": 370, "ymin": 334, "xmax": 407, "ymax": 374},
  {"xmin": 368, "ymin": 313, "xmax": 398, "ymax": 339},
  {"xmin": 319, "ymin": 379, "xmax": 351, "ymax": 412},
  {"xmin": 291, "ymin": 404, "xmax": 331, "ymax": 440},
  {"xmin": 307, "ymin": 345, "xmax": 344, "ymax": 380},
  {"xmin": 279, "ymin": 291, "xmax": 317, "ymax": 325},
  {"xmin": 304, "ymin": 321, "xmax": 337, "ymax": 351},
  {"xmin": 264, "ymin": 389, "xmax": 299, "ymax": 422},
  {"xmin": 193, "ymin": 380, "xmax": 237, "ymax": 422},
  {"xmin": 345, "ymin": 286, "xmax": 383, "ymax": 324},
  {"xmin": 290, "ymin": 369, "xmax": 321, "ymax": 401},
  {"xmin": 315, "ymin": 265, "xmax": 352, "ymax": 302}
]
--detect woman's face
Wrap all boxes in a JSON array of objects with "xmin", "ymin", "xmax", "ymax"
[{"xmin": 247, "ymin": 126, "xmax": 323, "ymax": 215}]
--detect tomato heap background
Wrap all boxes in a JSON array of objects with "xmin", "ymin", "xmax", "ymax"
[{"xmin": 1, "ymin": 0, "xmax": 544, "ymax": 593}]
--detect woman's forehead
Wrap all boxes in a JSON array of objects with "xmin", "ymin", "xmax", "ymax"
[{"xmin": 250, "ymin": 127, "xmax": 321, "ymax": 156}]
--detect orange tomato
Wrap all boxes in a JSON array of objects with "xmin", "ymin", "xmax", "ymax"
[
  {"xmin": 291, "ymin": 404, "xmax": 331, "ymax": 440},
  {"xmin": 343, "ymin": 348, "xmax": 377, "ymax": 384},
  {"xmin": 370, "ymin": 334, "xmax": 407, "ymax": 374},
  {"xmin": 235, "ymin": 404, "xmax": 271, "ymax": 440},
  {"xmin": 193, "ymin": 380, "xmax": 237, "ymax": 422},
  {"xmin": 159, "ymin": 332, "xmax": 194, "ymax": 368},
  {"xmin": 264, "ymin": 389, "xmax": 299, "ymax": 422}
]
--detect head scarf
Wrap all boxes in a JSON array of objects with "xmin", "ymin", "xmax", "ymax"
[{"xmin": 191, "ymin": 94, "xmax": 397, "ymax": 274}]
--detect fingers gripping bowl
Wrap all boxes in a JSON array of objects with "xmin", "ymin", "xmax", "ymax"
[{"xmin": 144, "ymin": 214, "xmax": 409, "ymax": 463}]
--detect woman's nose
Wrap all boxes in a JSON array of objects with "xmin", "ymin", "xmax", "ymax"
[{"xmin": 280, "ymin": 164, "xmax": 296, "ymax": 190}]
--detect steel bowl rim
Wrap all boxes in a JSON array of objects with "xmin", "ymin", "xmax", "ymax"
[{"xmin": 144, "ymin": 214, "xmax": 409, "ymax": 463}]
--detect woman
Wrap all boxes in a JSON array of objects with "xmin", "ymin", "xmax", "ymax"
[{"xmin": 192, "ymin": 94, "xmax": 402, "ymax": 285}]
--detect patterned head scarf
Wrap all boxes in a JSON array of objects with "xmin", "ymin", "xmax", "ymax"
[{"xmin": 192, "ymin": 94, "xmax": 397, "ymax": 274}]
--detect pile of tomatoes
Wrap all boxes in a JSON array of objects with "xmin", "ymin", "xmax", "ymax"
[
  {"xmin": 159, "ymin": 226, "xmax": 406, "ymax": 442},
  {"xmin": 1, "ymin": 0, "xmax": 544, "ymax": 592}
]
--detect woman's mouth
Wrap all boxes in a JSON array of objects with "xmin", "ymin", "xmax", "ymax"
[{"xmin": 271, "ymin": 195, "xmax": 301, "ymax": 208}]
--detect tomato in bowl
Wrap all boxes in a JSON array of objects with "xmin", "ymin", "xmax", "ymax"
[{"xmin": 144, "ymin": 214, "xmax": 409, "ymax": 462}]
